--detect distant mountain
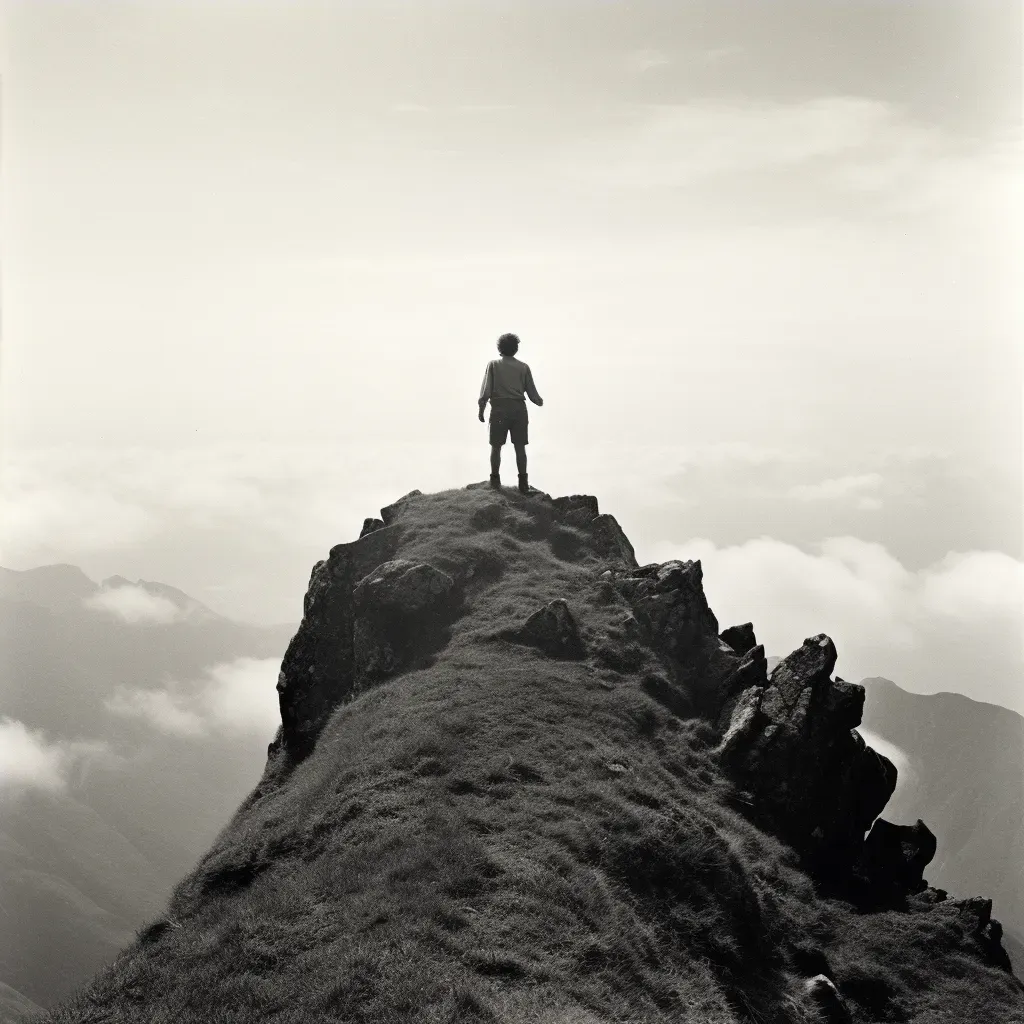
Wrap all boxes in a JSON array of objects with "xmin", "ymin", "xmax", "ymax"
[
  {"xmin": 0, "ymin": 565, "xmax": 97, "ymax": 614},
  {"xmin": 0, "ymin": 565, "xmax": 296, "ymax": 1009},
  {"xmin": 0, "ymin": 980, "xmax": 42, "ymax": 1023},
  {"xmin": 859, "ymin": 677, "xmax": 1024, "ymax": 963}
]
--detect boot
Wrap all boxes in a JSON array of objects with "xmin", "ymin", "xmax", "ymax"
[
  {"xmin": 518, "ymin": 473, "xmax": 529, "ymax": 494},
  {"xmin": 489, "ymin": 474, "xmax": 501, "ymax": 489}
]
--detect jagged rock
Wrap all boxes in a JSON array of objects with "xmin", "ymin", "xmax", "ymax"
[
  {"xmin": 353, "ymin": 560, "xmax": 454, "ymax": 614},
  {"xmin": 553, "ymin": 494, "xmax": 600, "ymax": 527},
  {"xmin": 950, "ymin": 897, "xmax": 993, "ymax": 932},
  {"xmin": 360, "ymin": 517, "xmax": 385, "ymax": 538},
  {"xmin": 380, "ymin": 489, "xmax": 423, "ymax": 525},
  {"xmin": 714, "ymin": 644, "xmax": 768, "ymax": 729},
  {"xmin": 614, "ymin": 559, "xmax": 737, "ymax": 709},
  {"xmin": 616, "ymin": 560, "xmax": 721, "ymax": 664},
  {"xmin": 352, "ymin": 561, "xmax": 457, "ymax": 682},
  {"xmin": 914, "ymin": 886, "xmax": 949, "ymax": 904},
  {"xmin": 590, "ymin": 513, "xmax": 639, "ymax": 569},
  {"xmin": 501, "ymin": 598, "xmax": 585, "ymax": 659},
  {"xmin": 803, "ymin": 975, "xmax": 852, "ymax": 1023},
  {"xmin": 273, "ymin": 527, "xmax": 464, "ymax": 762},
  {"xmin": 721, "ymin": 622, "xmax": 757, "ymax": 656},
  {"xmin": 859, "ymin": 818, "xmax": 936, "ymax": 895},
  {"xmin": 717, "ymin": 634, "xmax": 897, "ymax": 874}
]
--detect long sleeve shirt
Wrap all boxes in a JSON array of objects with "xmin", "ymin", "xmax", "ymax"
[{"xmin": 478, "ymin": 356, "xmax": 543, "ymax": 406}]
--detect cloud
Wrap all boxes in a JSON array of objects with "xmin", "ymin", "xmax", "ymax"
[
  {"xmin": 564, "ymin": 97, "xmax": 904, "ymax": 187},
  {"xmin": 105, "ymin": 657, "xmax": 281, "ymax": 738},
  {"xmin": 0, "ymin": 459, "xmax": 153, "ymax": 554},
  {"xmin": 919, "ymin": 550, "xmax": 1024, "ymax": 623},
  {"xmin": 701, "ymin": 45, "xmax": 743, "ymax": 64},
  {"xmin": 857, "ymin": 728, "xmax": 910, "ymax": 778},
  {"xmin": 644, "ymin": 536, "xmax": 1024, "ymax": 714},
  {"xmin": 857, "ymin": 727, "xmax": 915, "ymax": 807},
  {"xmin": 788, "ymin": 473, "xmax": 884, "ymax": 503},
  {"xmin": 624, "ymin": 48, "xmax": 670, "ymax": 74},
  {"xmin": 558, "ymin": 97, "xmax": 1018, "ymax": 217},
  {"xmin": 83, "ymin": 584, "xmax": 183, "ymax": 624},
  {"xmin": 0, "ymin": 718, "xmax": 114, "ymax": 796},
  {"xmin": 104, "ymin": 688, "xmax": 206, "ymax": 737},
  {"xmin": 200, "ymin": 658, "xmax": 283, "ymax": 734}
]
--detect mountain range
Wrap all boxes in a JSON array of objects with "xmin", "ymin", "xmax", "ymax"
[{"xmin": 0, "ymin": 565, "xmax": 295, "ymax": 1015}]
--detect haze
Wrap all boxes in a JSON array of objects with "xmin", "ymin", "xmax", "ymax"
[{"xmin": 1, "ymin": 1, "xmax": 1021, "ymax": 710}]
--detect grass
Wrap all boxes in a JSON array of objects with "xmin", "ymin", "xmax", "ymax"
[{"xmin": 44, "ymin": 485, "xmax": 1024, "ymax": 1024}]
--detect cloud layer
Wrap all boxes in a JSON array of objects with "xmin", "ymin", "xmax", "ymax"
[
  {"xmin": 647, "ymin": 536, "xmax": 1024, "ymax": 713},
  {"xmin": 83, "ymin": 584, "xmax": 183, "ymax": 624},
  {"xmin": 105, "ymin": 657, "xmax": 281, "ymax": 738},
  {"xmin": 0, "ymin": 718, "xmax": 114, "ymax": 796}
]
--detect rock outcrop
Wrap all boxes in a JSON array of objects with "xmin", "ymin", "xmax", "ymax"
[
  {"xmin": 613, "ymin": 559, "xmax": 740, "ymax": 710},
  {"xmin": 500, "ymin": 598, "xmax": 586, "ymax": 659},
  {"xmin": 720, "ymin": 621, "xmax": 758, "ymax": 656},
  {"xmin": 802, "ymin": 974, "xmax": 853, "ymax": 1023},
  {"xmin": 716, "ymin": 634, "xmax": 898, "ymax": 877},
  {"xmin": 272, "ymin": 494, "xmax": 462, "ymax": 763},
  {"xmin": 858, "ymin": 818, "xmax": 937, "ymax": 897},
  {"xmin": 272, "ymin": 487, "xmax": 642, "ymax": 765},
  {"xmin": 352, "ymin": 560, "xmax": 457, "ymax": 681}
]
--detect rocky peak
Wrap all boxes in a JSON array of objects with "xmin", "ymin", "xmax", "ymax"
[
  {"xmin": 268, "ymin": 483, "xmax": 931, "ymax": 905},
  {"xmin": 55, "ymin": 481, "xmax": 1021, "ymax": 1022}
]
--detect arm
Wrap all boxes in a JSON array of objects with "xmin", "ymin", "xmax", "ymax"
[
  {"xmin": 524, "ymin": 366, "xmax": 543, "ymax": 406},
  {"xmin": 478, "ymin": 363, "xmax": 493, "ymax": 420}
]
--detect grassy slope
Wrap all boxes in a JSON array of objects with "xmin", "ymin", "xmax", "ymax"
[
  {"xmin": 45, "ymin": 487, "xmax": 1024, "ymax": 1024},
  {"xmin": 0, "ymin": 980, "xmax": 43, "ymax": 1023}
]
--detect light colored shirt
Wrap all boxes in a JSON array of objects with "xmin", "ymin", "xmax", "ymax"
[{"xmin": 479, "ymin": 356, "xmax": 542, "ymax": 405}]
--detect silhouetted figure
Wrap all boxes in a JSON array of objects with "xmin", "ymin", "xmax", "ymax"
[{"xmin": 478, "ymin": 333, "xmax": 544, "ymax": 493}]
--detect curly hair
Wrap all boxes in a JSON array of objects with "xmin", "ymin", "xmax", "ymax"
[{"xmin": 497, "ymin": 333, "xmax": 520, "ymax": 357}]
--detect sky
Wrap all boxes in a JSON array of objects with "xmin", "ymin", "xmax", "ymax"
[{"xmin": 1, "ymin": 0, "xmax": 1022, "ymax": 710}]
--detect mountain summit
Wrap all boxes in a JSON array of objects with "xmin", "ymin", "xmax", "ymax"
[{"xmin": 47, "ymin": 484, "xmax": 1023, "ymax": 1023}]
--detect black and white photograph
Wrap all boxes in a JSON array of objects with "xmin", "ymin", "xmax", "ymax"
[{"xmin": 0, "ymin": 2, "xmax": 1021, "ymax": 1021}]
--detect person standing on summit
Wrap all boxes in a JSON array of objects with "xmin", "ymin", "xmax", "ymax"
[{"xmin": 478, "ymin": 333, "xmax": 543, "ymax": 493}]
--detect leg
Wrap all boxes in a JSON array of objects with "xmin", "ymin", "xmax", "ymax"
[
  {"xmin": 490, "ymin": 444, "xmax": 502, "ymax": 477},
  {"xmin": 514, "ymin": 443, "xmax": 527, "ymax": 476}
]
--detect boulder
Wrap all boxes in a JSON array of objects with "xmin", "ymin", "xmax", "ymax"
[
  {"xmin": 360, "ymin": 518, "xmax": 385, "ymax": 538},
  {"xmin": 380, "ymin": 489, "xmax": 423, "ymax": 526},
  {"xmin": 950, "ymin": 897, "xmax": 993, "ymax": 932},
  {"xmin": 614, "ymin": 559, "xmax": 737, "ymax": 709},
  {"xmin": 276, "ymin": 526, "xmax": 399, "ymax": 761},
  {"xmin": 553, "ymin": 494, "xmax": 600, "ymax": 527},
  {"xmin": 802, "ymin": 975, "xmax": 852, "ymax": 1023},
  {"xmin": 720, "ymin": 622, "xmax": 757, "ymax": 656},
  {"xmin": 590, "ymin": 513, "xmax": 639, "ymax": 569},
  {"xmin": 717, "ymin": 634, "xmax": 897, "ymax": 875},
  {"xmin": 352, "ymin": 560, "xmax": 458, "ymax": 683},
  {"xmin": 501, "ymin": 598, "xmax": 586, "ymax": 660},
  {"xmin": 859, "ymin": 818, "xmax": 936, "ymax": 896},
  {"xmin": 715, "ymin": 644, "xmax": 768, "ymax": 729},
  {"xmin": 353, "ymin": 560, "xmax": 454, "ymax": 615},
  {"xmin": 275, "ymin": 530, "xmax": 461, "ymax": 762},
  {"xmin": 615, "ymin": 560, "xmax": 722, "ymax": 666}
]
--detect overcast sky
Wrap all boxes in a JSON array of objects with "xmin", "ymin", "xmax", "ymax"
[{"xmin": 1, "ymin": 1, "xmax": 1021, "ymax": 710}]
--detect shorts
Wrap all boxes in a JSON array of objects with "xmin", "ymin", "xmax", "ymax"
[{"xmin": 488, "ymin": 400, "xmax": 529, "ymax": 446}]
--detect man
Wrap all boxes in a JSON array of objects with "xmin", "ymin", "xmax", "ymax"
[{"xmin": 478, "ymin": 332, "xmax": 544, "ymax": 493}]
